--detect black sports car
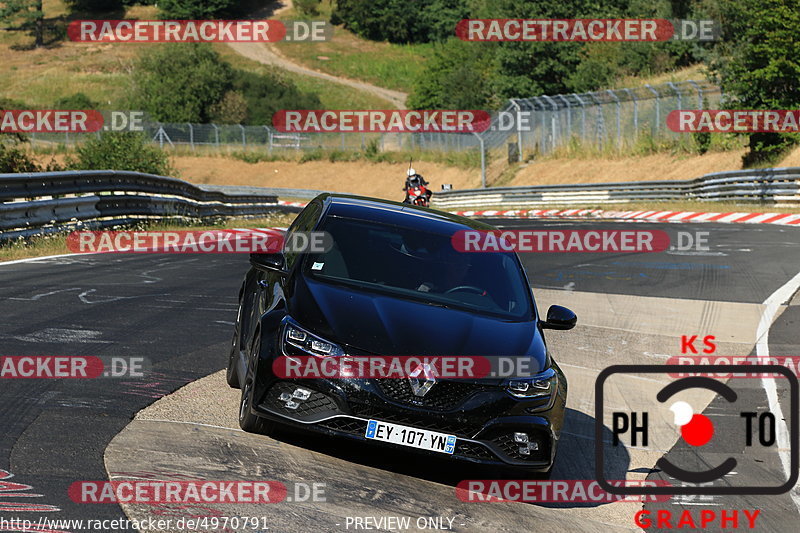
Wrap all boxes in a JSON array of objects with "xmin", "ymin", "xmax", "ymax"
[{"xmin": 227, "ymin": 194, "xmax": 576, "ymax": 474}]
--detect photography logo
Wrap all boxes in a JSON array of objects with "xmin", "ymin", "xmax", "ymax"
[{"xmin": 595, "ymin": 364, "xmax": 799, "ymax": 495}]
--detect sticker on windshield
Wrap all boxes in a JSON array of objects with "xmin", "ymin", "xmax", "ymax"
[{"xmin": 312, "ymin": 262, "xmax": 324, "ymax": 270}]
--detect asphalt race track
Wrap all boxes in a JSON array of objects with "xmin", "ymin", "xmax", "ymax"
[{"xmin": 1, "ymin": 220, "xmax": 799, "ymax": 532}]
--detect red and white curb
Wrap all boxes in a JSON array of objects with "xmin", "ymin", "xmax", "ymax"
[
  {"xmin": 276, "ymin": 200, "xmax": 800, "ymax": 226},
  {"xmin": 452, "ymin": 208, "xmax": 800, "ymax": 226},
  {"xmin": 277, "ymin": 200, "xmax": 307, "ymax": 208}
]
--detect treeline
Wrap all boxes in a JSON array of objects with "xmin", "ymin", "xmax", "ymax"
[
  {"xmin": 334, "ymin": 0, "xmax": 706, "ymax": 109},
  {"xmin": 335, "ymin": 0, "xmax": 800, "ymax": 165}
]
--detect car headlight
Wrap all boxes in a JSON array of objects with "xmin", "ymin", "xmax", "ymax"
[
  {"xmin": 283, "ymin": 318, "xmax": 346, "ymax": 357},
  {"xmin": 506, "ymin": 366, "xmax": 558, "ymax": 398}
]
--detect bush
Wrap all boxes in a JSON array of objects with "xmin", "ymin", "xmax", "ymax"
[
  {"xmin": 54, "ymin": 92, "xmax": 98, "ymax": 110},
  {"xmin": 208, "ymin": 91, "xmax": 248, "ymax": 124},
  {"xmin": 132, "ymin": 43, "xmax": 234, "ymax": 123},
  {"xmin": 0, "ymin": 142, "xmax": 40, "ymax": 173},
  {"xmin": 158, "ymin": 0, "xmax": 236, "ymax": 19},
  {"xmin": 232, "ymin": 70, "xmax": 323, "ymax": 125},
  {"xmin": 66, "ymin": 131, "xmax": 174, "ymax": 175},
  {"xmin": 332, "ymin": 0, "xmax": 468, "ymax": 44},
  {"xmin": 295, "ymin": 0, "xmax": 322, "ymax": 16}
]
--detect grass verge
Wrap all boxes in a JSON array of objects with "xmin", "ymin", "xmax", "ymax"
[
  {"xmin": 0, "ymin": 213, "xmax": 299, "ymax": 262},
  {"xmin": 273, "ymin": 3, "xmax": 430, "ymax": 93}
]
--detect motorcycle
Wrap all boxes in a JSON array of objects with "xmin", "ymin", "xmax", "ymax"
[{"xmin": 404, "ymin": 184, "xmax": 430, "ymax": 207}]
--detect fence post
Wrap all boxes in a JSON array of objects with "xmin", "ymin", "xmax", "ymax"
[
  {"xmin": 239, "ymin": 124, "xmax": 246, "ymax": 148},
  {"xmin": 624, "ymin": 88, "xmax": 638, "ymax": 139},
  {"xmin": 541, "ymin": 95, "xmax": 559, "ymax": 151},
  {"xmin": 687, "ymin": 79, "xmax": 703, "ymax": 108},
  {"xmin": 667, "ymin": 82, "xmax": 682, "ymax": 115},
  {"xmin": 531, "ymin": 97, "xmax": 546, "ymax": 154},
  {"xmin": 213, "ymin": 124, "xmax": 220, "ymax": 147},
  {"xmin": 509, "ymin": 99, "xmax": 523, "ymax": 162},
  {"xmin": 472, "ymin": 132, "xmax": 486, "ymax": 188},
  {"xmin": 589, "ymin": 92, "xmax": 604, "ymax": 148},
  {"xmin": 263, "ymin": 126, "xmax": 272, "ymax": 154},
  {"xmin": 607, "ymin": 89, "xmax": 621, "ymax": 149},
  {"xmin": 645, "ymin": 84, "xmax": 660, "ymax": 135},
  {"xmin": 188, "ymin": 123, "xmax": 194, "ymax": 151},
  {"xmin": 556, "ymin": 95, "xmax": 571, "ymax": 140},
  {"xmin": 572, "ymin": 94, "xmax": 587, "ymax": 141}
]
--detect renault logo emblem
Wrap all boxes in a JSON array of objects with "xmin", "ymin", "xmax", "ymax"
[{"xmin": 408, "ymin": 363, "xmax": 437, "ymax": 397}]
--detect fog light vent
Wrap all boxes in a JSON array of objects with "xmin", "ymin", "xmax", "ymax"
[{"xmin": 292, "ymin": 388, "xmax": 311, "ymax": 400}]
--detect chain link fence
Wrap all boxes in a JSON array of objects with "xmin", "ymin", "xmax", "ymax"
[{"xmin": 27, "ymin": 80, "xmax": 721, "ymax": 185}]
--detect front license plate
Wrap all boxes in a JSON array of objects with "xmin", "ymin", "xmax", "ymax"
[{"xmin": 365, "ymin": 419, "xmax": 456, "ymax": 454}]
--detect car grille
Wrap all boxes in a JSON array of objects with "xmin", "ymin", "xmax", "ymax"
[
  {"xmin": 261, "ymin": 382, "xmax": 338, "ymax": 420},
  {"xmin": 348, "ymin": 402, "xmax": 483, "ymax": 438},
  {"xmin": 377, "ymin": 379, "xmax": 489, "ymax": 410},
  {"xmin": 454, "ymin": 441, "xmax": 496, "ymax": 460},
  {"xmin": 317, "ymin": 417, "xmax": 368, "ymax": 435}
]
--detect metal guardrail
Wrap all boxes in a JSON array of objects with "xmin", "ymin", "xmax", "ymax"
[
  {"xmin": 431, "ymin": 168, "xmax": 800, "ymax": 209},
  {"xmin": 0, "ymin": 171, "xmax": 304, "ymax": 241}
]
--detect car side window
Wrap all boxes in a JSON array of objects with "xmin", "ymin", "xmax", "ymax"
[{"xmin": 284, "ymin": 201, "xmax": 322, "ymax": 271}]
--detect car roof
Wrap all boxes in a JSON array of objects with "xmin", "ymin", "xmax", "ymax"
[{"xmin": 316, "ymin": 193, "xmax": 497, "ymax": 233}]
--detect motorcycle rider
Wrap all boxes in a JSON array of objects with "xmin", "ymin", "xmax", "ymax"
[{"xmin": 403, "ymin": 168, "xmax": 433, "ymax": 204}]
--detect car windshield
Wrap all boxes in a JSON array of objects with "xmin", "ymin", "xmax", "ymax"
[{"xmin": 304, "ymin": 216, "xmax": 534, "ymax": 320}]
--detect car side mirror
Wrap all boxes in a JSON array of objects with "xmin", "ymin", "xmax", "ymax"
[
  {"xmin": 250, "ymin": 253, "xmax": 287, "ymax": 275},
  {"xmin": 541, "ymin": 305, "xmax": 577, "ymax": 330}
]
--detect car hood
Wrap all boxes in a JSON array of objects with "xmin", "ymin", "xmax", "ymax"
[{"xmin": 289, "ymin": 276, "xmax": 547, "ymax": 375}]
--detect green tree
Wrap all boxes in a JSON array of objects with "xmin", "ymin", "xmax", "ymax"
[
  {"xmin": 158, "ymin": 0, "xmax": 236, "ymax": 19},
  {"xmin": 332, "ymin": 0, "xmax": 469, "ymax": 44},
  {"xmin": 232, "ymin": 70, "xmax": 323, "ymax": 125},
  {"xmin": 708, "ymin": 0, "xmax": 800, "ymax": 165},
  {"xmin": 131, "ymin": 43, "xmax": 234, "ymax": 123},
  {"xmin": 0, "ymin": 0, "xmax": 44, "ymax": 47},
  {"xmin": 67, "ymin": 131, "xmax": 174, "ymax": 175},
  {"xmin": 407, "ymin": 38, "xmax": 496, "ymax": 109}
]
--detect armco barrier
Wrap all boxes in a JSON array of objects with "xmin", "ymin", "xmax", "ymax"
[
  {"xmin": 0, "ymin": 170, "xmax": 306, "ymax": 241},
  {"xmin": 431, "ymin": 168, "xmax": 800, "ymax": 209}
]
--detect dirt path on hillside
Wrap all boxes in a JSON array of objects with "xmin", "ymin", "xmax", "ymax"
[{"xmin": 229, "ymin": 0, "xmax": 408, "ymax": 109}]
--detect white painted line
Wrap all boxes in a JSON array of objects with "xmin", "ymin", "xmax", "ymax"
[
  {"xmin": 0, "ymin": 252, "xmax": 100, "ymax": 267},
  {"xmin": 756, "ymin": 269, "xmax": 800, "ymax": 510}
]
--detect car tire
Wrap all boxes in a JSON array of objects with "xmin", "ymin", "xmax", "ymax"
[
  {"xmin": 238, "ymin": 331, "xmax": 276, "ymax": 435},
  {"xmin": 226, "ymin": 300, "xmax": 244, "ymax": 389}
]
